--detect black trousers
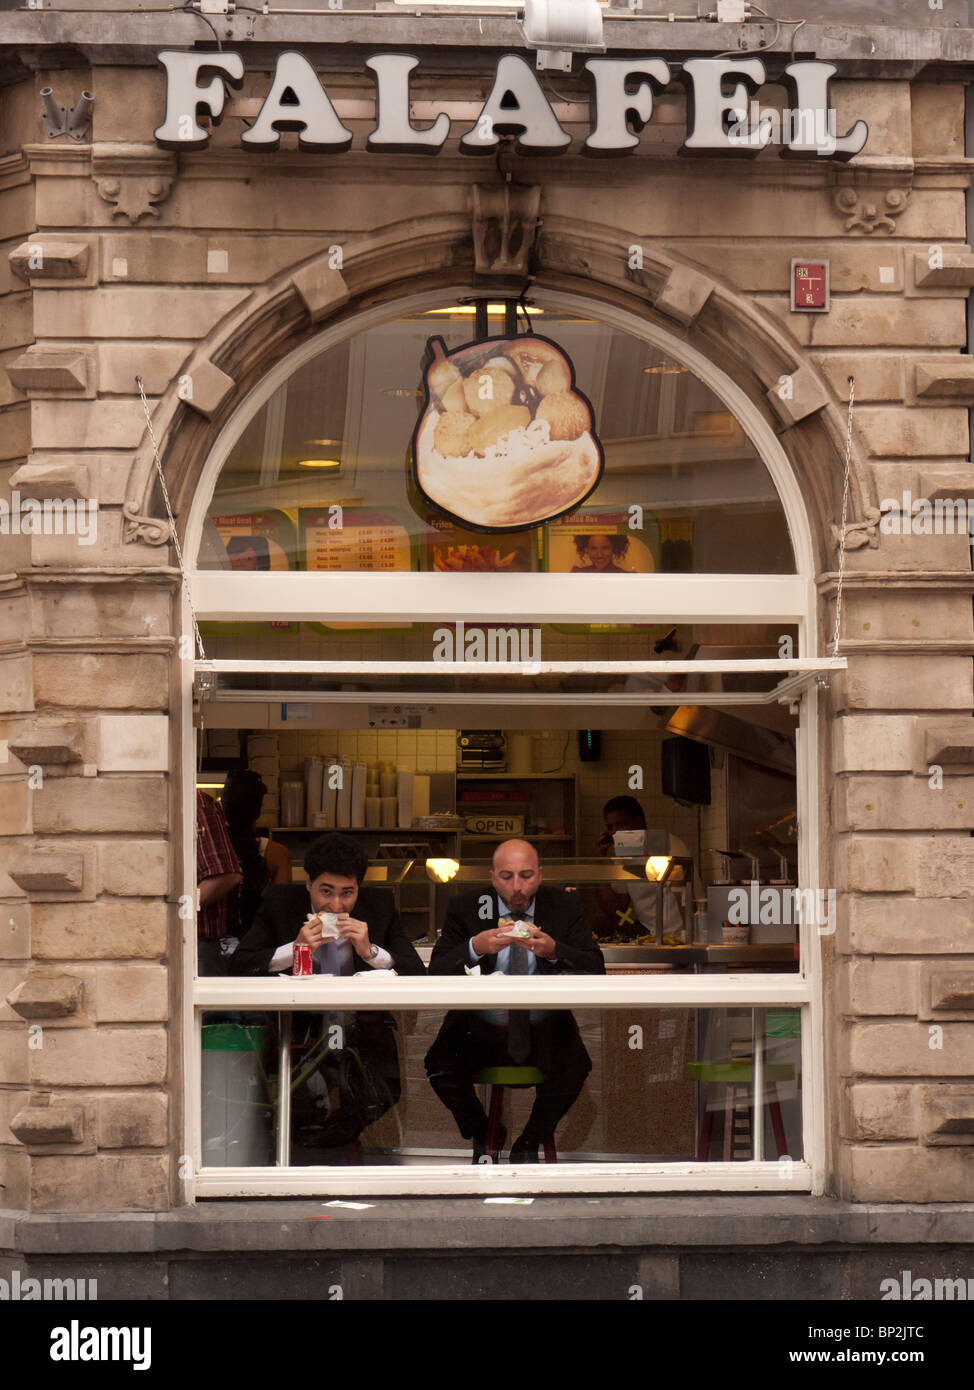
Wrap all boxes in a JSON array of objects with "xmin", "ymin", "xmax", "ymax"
[
  {"xmin": 424, "ymin": 1011, "xmax": 592, "ymax": 1145},
  {"xmin": 292, "ymin": 1012, "xmax": 401, "ymax": 1148}
]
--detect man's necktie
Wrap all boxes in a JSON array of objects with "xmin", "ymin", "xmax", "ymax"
[
  {"xmin": 314, "ymin": 940, "xmax": 341, "ymax": 976},
  {"xmin": 506, "ymin": 916, "xmax": 531, "ymax": 1065}
]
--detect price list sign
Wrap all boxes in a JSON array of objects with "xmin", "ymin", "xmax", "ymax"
[{"xmin": 299, "ymin": 508, "xmax": 412, "ymax": 572}]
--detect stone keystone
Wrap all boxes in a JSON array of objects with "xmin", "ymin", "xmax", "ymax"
[
  {"xmin": 9, "ymin": 460, "xmax": 91, "ymax": 500},
  {"xmin": 291, "ymin": 261, "xmax": 350, "ymax": 322},
  {"xmin": 6, "ymin": 972, "xmax": 84, "ymax": 1019},
  {"xmin": 180, "ymin": 360, "xmax": 235, "ymax": 419},
  {"xmin": 928, "ymin": 971, "xmax": 974, "ymax": 1012},
  {"xmin": 653, "ymin": 266, "xmax": 715, "ymax": 326},
  {"xmin": 913, "ymin": 358, "xmax": 974, "ymax": 402},
  {"xmin": 920, "ymin": 1086, "xmax": 974, "ymax": 1146},
  {"xmin": 766, "ymin": 365, "xmax": 830, "ymax": 427},
  {"xmin": 7, "ymin": 348, "xmax": 92, "ymax": 395},
  {"xmin": 914, "ymin": 249, "xmax": 974, "ymax": 289},
  {"xmin": 9, "ymin": 855, "xmax": 84, "ymax": 894},
  {"xmin": 8, "ymin": 240, "xmax": 90, "ymax": 283},
  {"xmin": 9, "ymin": 1102, "xmax": 85, "ymax": 1146},
  {"xmin": 922, "ymin": 722, "xmax": 974, "ymax": 770},
  {"xmin": 8, "ymin": 725, "xmax": 84, "ymax": 765}
]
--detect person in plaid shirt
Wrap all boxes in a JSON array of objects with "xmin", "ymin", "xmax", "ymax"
[{"xmin": 196, "ymin": 790, "xmax": 242, "ymax": 976}]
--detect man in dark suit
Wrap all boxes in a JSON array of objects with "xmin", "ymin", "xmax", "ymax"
[
  {"xmin": 231, "ymin": 832, "xmax": 424, "ymax": 1153},
  {"xmin": 425, "ymin": 838, "xmax": 604, "ymax": 1163}
]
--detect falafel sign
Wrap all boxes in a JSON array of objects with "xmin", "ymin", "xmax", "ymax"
[{"xmin": 411, "ymin": 333, "xmax": 604, "ymax": 533}]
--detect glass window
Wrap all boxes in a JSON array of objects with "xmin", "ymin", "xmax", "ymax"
[
  {"xmin": 199, "ymin": 1006, "xmax": 802, "ymax": 1169},
  {"xmin": 197, "ymin": 305, "xmax": 797, "ymax": 577}
]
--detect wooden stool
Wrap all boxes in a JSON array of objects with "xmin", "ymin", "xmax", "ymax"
[
  {"xmin": 475, "ymin": 1066, "xmax": 557, "ymax": 1163},
  {"xmin": 688, "ymin": 1061, "xmax": 794, "ymax": 1161}
]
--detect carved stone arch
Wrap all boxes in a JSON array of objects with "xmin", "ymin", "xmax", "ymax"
[{"xmin": 127, "ymin": 217, "xmax": 868, "ymax": 581}]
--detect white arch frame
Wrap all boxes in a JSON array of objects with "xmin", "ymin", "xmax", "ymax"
[{"xmin": 179, "ymin": 286, "xmax": 827, "ymax": 1200}]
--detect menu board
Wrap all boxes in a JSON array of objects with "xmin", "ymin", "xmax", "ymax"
[
  {"xmin": 298, "ymin": 506, "xmax": 417, "ymax": 631},
  {"xmin": 210, "ymin": 509, "xmax": 296, "ymax": 571},
  {"xmin": 202, "ymin": 509, "xmax": 297, "ymax": 635},
  {"xmin": 299, "ymin": 507, "xmax": 414, "ymax": 573}
]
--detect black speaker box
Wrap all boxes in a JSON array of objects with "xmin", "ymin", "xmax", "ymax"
[{"xmin": 661, "ymin": 736, "xmax": 711, "ymax": 806}]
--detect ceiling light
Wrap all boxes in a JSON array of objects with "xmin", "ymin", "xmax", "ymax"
[
  {"xmin": 296, "ymin": 458, "xmax": 342, "ymax": 469},
  {"xmin": 425, "ymin": 304, "xmax": 543, "ymax": 316},
  {"xmin": 643, "ymin": 364, "xmax": 689, "ymax": 375}
]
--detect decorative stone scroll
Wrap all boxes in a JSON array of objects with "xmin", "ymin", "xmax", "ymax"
[
  {"xmin": 832, "ymin": 187, "xmax": 910, "ymax": 235},
  {"xmin": 122, "ymin": 500, "xmax": 170, "ymax": 546}
]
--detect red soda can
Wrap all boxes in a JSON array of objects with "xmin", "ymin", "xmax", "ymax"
[{"xmin": 292, "ymin": 943, "xmax": 313, "ymax": 976}]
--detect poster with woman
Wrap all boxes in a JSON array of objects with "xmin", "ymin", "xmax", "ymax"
[
  {"xmin": 544, "ymin": 506, "xmax": 663, "ymax": 636},
  {"xmin": 545, "ymin": 506, "xmax": 659, "ymax": 576}
]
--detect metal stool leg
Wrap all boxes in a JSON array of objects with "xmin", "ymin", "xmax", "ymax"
[
  {"xmin": 486, "ymin": 1084, "xmax": 505, "ymax": 1161},
  {"xmin": 698, "ymin": 1084, "xmax": 714, "ymax": 1161},
  {"xmin": 721, "ymin": 1085, "xmax": 735, "ymax": 1161},
  {"xmin": 767, "ymin": 1083, "xmax": 788, "ymax": 1157}
]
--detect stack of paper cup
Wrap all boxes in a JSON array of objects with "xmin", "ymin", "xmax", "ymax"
[
  {"xmin": 397, "ymin": 769, "xmax": 414, "ymax": 829},
  {"xmin": 350, "ymin": 762, "xmax": 367, "ymax": 828}
]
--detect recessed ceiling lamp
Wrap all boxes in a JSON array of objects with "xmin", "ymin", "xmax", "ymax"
[
  {"xmin": 296, "ymin": 439, "xmax": 342, "ymax": 468},
  {"xmin": 425, "ymin": 304, "xmax": 543, "ymax": 316}
]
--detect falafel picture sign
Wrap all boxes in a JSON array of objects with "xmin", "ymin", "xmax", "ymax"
[{"xmin": 411, "ymin": 333, "xmax": 604, "ymax": 533}]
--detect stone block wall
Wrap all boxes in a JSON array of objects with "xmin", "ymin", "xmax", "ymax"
[{"xmin": 0, "ymin": 56, "xmax": 972, "ymax": 1210}]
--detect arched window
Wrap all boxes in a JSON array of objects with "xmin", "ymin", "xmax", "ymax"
[{"xmin": 182, "ymin": 290, "xmax": 838, "ymax": 1198}]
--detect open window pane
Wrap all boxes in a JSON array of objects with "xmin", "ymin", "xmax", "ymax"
[{"xmin": 198, "ymin": 1006, "xmax": 803, "ymax": 1168}]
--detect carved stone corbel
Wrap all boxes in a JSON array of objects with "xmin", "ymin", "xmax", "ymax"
[
  {"xmin": 122, "ymin": 500, "xmax": 171, "ymax": 546},
  {"xmin": 472, "ymin": 184, "xmax": 542, "ymax": 276},
  {"xmin": 92, "ymin": 144, "xmax": 177, "ymax": 225},
  {"xmin": 831, "ymin": 507, "xmax": 881, "ymax": 552},
  {"xmin": 95, "ymin": 174, "xmax": 174, "ymax": 224}
]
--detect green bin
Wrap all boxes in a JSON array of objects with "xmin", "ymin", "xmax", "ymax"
[{"xmin": 201, "ymin": 1024, "xmax": 274, "ymax": 1167}]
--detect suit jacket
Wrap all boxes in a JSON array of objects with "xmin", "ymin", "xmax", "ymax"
[
  {"xmin": 429, "ymin": 885, "xmax": 605, "ymax": 977},
  {"xmin": 230, "ymin": 882, "xmax": 425, "ymax": 977}
]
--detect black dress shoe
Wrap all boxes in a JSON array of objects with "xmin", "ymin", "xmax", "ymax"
[{"xmin": 509, "ymin": 1134, "xmax": 540, "ymax": 1163}]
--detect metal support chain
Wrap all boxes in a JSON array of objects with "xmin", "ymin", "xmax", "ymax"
[{"xmin": 830, "ymin": 376, "xmax": 856, "ymax": 660}]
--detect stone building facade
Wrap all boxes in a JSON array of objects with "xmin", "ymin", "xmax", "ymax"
[{"xmin": 0, "ymin": 3, "xmax": 973, "ymax": 1278}]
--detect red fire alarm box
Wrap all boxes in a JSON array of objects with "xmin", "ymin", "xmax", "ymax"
[{"xmin": 791, "ymin": 259, "xmax": 830, "ymax": 312}]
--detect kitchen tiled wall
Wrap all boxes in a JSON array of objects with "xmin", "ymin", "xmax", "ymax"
[
  {"xmin": 275, "ymin": 728, "xmax": 458, "ymax": 774},
  {"xmin": 270, "ymin": 724, "xmax": 727, "ymax": 881}
]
